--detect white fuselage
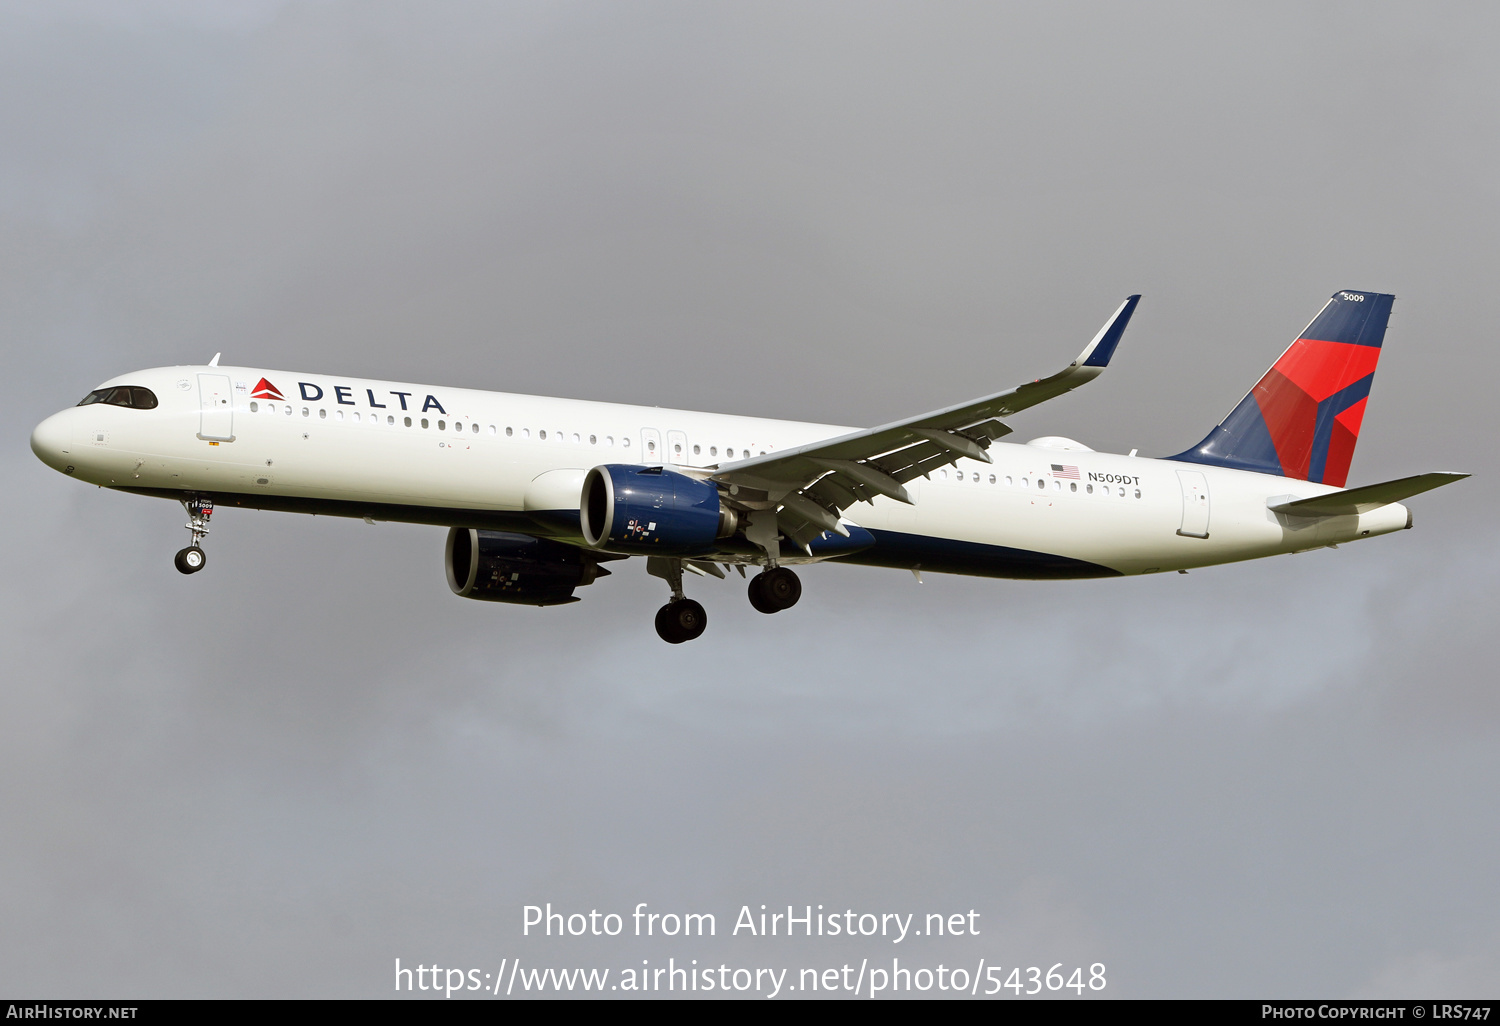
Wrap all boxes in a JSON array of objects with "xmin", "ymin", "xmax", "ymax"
[{"xmin": 30, "ymin": 364, "xmax": 1411, "ymax": 578}]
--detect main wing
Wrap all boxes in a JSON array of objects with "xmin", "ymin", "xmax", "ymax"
[{"xmin": 711, "ymin": 295, "xmax": 1141, "ymax": 553}]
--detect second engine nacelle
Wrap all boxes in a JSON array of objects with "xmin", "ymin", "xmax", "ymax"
[
  {"xmin": 580, "ymin": 464, "xmax": 737, "ymax": 556},
  {"xmin": 445, "ymin": 528, "xmax": 608, "ymax": 606}
]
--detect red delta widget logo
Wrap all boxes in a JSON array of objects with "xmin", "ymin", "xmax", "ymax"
[{"xmin": 250, "ymin": 378, "xmax": 284, "ymax": 401}]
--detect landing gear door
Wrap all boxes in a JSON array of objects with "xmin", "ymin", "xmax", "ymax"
[
  {"xmin": 640, "ymin": 428, "xmax": 662, "ymax": 465},
  {"xmin": 666, "ymin": 429, "xmax": 689, "ymax": 465},
  {"xmin": 1175, "ymin": 469, "xmax": 1210, "ymax": 538},
  {"xmin": 197, "ymin": 373, "xmax": 234, "ymax": 441}
]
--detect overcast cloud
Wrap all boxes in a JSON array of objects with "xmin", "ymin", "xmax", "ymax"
[{"xmin": 2, "ymin": 0, "xmax": 1498, "ymax": 999}]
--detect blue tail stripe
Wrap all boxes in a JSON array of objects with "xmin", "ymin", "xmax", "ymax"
[{"xmin": 1306, "ymin": 374, "xmax": 1373, "ymax": 483}]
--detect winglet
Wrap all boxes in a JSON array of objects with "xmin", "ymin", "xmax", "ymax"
[
  {"xmin": 208, "ymin": 353, "xmax": 222, "ymax": 367},
  {"xmin": 1075, "ymin": 295, "xmax": 1141, "ymax": 368}
]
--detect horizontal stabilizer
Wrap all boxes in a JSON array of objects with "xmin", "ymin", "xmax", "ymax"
[{"xmin": 1268, "ymin": 471, "xmax": 1469, "ymax": 517}]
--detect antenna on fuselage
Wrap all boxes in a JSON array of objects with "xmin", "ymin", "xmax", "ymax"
[{"xmin": 208, "ymin": 353, "xmax": 221, "ymax": 367}]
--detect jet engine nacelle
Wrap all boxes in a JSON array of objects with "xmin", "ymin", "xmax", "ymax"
[
  {"xmin": 580, "ymin": 464, "xmax": 737, "ymax": 556},
  {"xmin": 445, "ymin": 528, "xmax": 608, "ymax": 606}
]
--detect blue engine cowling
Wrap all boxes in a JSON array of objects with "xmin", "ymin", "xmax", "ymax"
[
  {"xmin": 445, "ymin": 528, "xmax": 609, "ymax": 606},
  {"xmin": 580, "ymin": 464, "xmax": 735, "ymax": 555}
]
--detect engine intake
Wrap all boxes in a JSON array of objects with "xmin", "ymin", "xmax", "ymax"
[
  {"xmin": 580, "ymin": 464, "xmax": 736, "ymax": 555},
  {"xmin": 445, "ymin": 528, "xmax": 608, "ymax": 606}
]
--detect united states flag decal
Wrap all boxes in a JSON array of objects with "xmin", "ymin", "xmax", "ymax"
[{"xmin": 1050, "ymin": 464, "xmax": 1080, "ymax": 479}]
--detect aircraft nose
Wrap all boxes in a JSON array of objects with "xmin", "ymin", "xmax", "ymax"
[{"xmin": 30, "ymin": 410, "xmax": 74, "ymax": 471}]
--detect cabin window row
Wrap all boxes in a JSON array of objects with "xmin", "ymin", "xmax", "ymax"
[
  {"xmin": 938, "ymin": 466, "xmax": 1142, "ymax": 499},
  {"xmin": 246, "ymin": 401, "xmax": 764, "ymax": 460},
  {"xmin": 250, "ymin": 401, "xmax": 494, "ymax": 433}
]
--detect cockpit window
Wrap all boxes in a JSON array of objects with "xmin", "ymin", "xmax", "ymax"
[{"xmin": 77, "ymin": 386, "xmax": 158, "ymax": 409}]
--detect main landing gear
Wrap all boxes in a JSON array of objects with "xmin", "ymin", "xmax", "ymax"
[
  {"xmin": 645, "ymin": 559, "xmax": 802, "ymax": 643},
  {"xmin": 655, "ymin": 598, "xmax": 707, "ymax": 645},
  {"xmin": 647, "ymin": 557, "xmax": 708, "ymax": 644},
  {"xmin": 748, "ymin": 567, "xmax": 800, "ymax": 614},
  {"xmin": 174, "ymin": 498, "xmax": 212, "ymax": 575}
]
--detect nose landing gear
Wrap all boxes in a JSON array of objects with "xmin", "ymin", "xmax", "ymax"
[
  {"xmin": 747, "ymin": 566, "xmax": 800, "ymax": 613},
  {"xmin": 175, "ymin": 498, "xmax": 212, "ymax": 575}
]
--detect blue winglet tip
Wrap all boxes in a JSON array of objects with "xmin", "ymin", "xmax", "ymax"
[{"xmin": 1081, "ymin": 294, "xmax": 1141, "ymax": 368}]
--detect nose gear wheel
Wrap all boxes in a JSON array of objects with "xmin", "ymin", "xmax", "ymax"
[{"xmin": 174, "ymin": 546, "xmax": 206, "ymax": 574}]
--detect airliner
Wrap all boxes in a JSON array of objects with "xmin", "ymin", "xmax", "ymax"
[{"xmin": 30, "ymin": 290, "xmax": 1466, "ymax": 643}]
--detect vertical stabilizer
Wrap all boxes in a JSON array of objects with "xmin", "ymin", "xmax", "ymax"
[{"xmin": 1169, "ymin": 290, "xmax": 1393, "ymax": 485}]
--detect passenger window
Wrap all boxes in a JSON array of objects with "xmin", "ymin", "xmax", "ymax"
[
  {"xmin": 250, "ymin": 401, "xmax": 259, "ymax": 413},
  {"xmin": 572, "ymin": 433, "xmax": 580, "ymax": 443},
  {"xmin": 589, "ymin": 434, "xmax": 597, "ymax": 445},
  {"xmin": 302, "ymin": 407, "xmax": 310, "ymax": 417},
  {"xmin": 539, "ymin": 429, "xmax": 546, "ymax": 440},
  {"xmin": 319, "ymin": 409, "xmax": 327, "ymax": 419},
  {"xmin": 1086, "ymin": 483, "xmax": 1093, "ymax": 494},
  {"xmin": 1118, "ymin": 487, "xmax": 1125, "ymax": 496},
  {"xmin": 285, "ymin": 406, "xmax": 293, "ymax": 416},
  {"xmin": 710, "ymin": 446, "xmax": 718, "ymax": 457},
  {"xmin": 693, "ymin": 445, "xmax": 700, "ymax": 455},
  {"xmin": 473, "ymin": 423, "xmax": 480, "ymax": 434},
  {"xmin": 725, "ymin": 448, "xmax": 734, "ymax": 458},
  {"xmin": 1135, "ymin": 488, "xmax": 1142, "ymax": 499},
  {"xmin": 404, "ymin": 416, "xmax": 412, "ymax": 427},
  {"xmin": 1037, "ymin": 479, "xmax": 1046, "ymax": 490},
  {"xmin": 421, "ymin": 418, "xmax": 430, "ymax": 429},
  {"xmin": 622, "ymin": 437, "xmax": 630, "ymax": 447},
  {"xmin": 989, "ymin": 474, "xmax": 996, "ymax": 484},
  {"xmin": 1070, "ymin": 482, "xmax": 1077, "ymax": 492},
  {"xmin": 437, "ymin": 420, "xmax": 445, "ymax": 431},
  {"xmin": 387, "ymin": 415, "xmax": 395, "ymax": 425}
]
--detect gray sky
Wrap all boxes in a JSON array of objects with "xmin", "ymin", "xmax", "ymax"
[{"xmin": 3, "ymin": 0, "xmax": 1498, "ymax": 998}]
